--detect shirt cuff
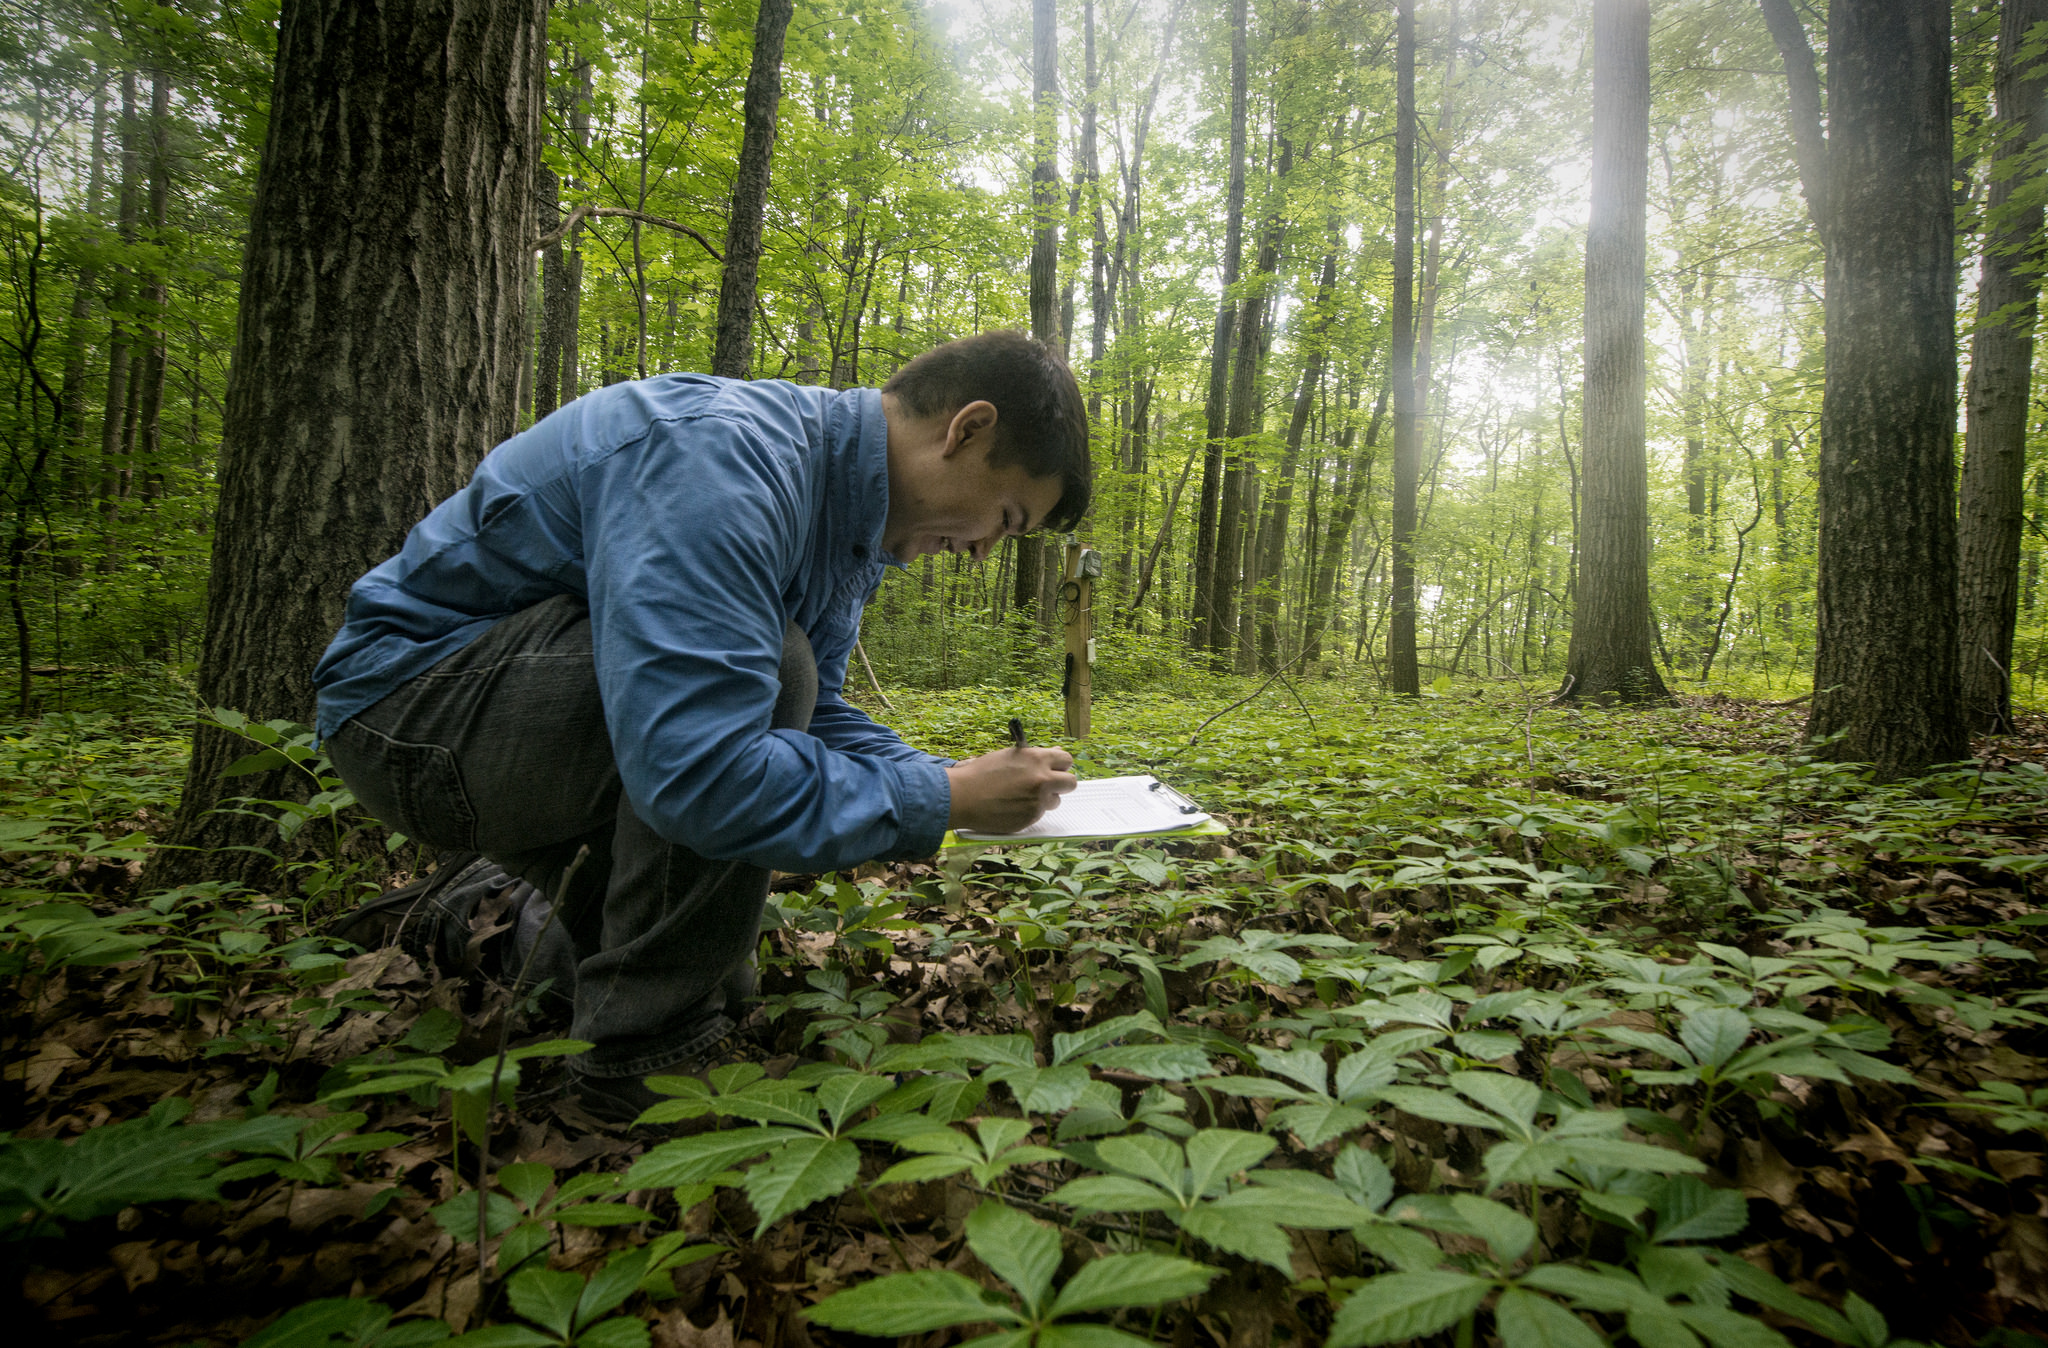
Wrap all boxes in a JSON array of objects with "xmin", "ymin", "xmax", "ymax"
[{"xmin": 885, "ymin": 758, "xmax": 952, "ymax": 859}]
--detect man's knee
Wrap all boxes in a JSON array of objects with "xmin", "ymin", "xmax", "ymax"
[{"xmin": 775, "ymin": 623, "xmax": 816, "ymax": 733}]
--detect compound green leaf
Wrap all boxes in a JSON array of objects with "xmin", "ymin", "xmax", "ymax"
[
  {"xmin": 623, "ymin": 1128, "xmax": 802, "ymax": 1188},
  {"xmin": 742, "ymin": 1135, "xmax": 859, "ymax": 1234},
  {"xmin": 806, "ymin": 1271, "xmax": 1025, "ymax": 1335},
  {"xmin": 506, "ymin": 1266, "xmax": 583, "ymax": 1338},
  {"xmin": 965, "ymin": 1201, "xmax": 1062, "ymax": 1316},
  {"xmin": 1495, "ymin": 1289, "xmax": 1607, "ymax": 1348},
  {"xmin": 1046, "ymin": 1252, "xmax": 1219, "ymax": 1318},
  {"xmin": 1328, "ymin": 1271, "xmax": 1492, "ymax": 1348}
]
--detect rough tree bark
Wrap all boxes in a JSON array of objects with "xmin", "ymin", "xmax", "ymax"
[
  {"xmin": 1387, "ymin": 0, "xmax": 1419, "ymax": 695},
  {"xmin": 712, "ymin": 0, "xmax": 793, "ymax": 378},
  {"xmin": 1562, "ymin": 0, "xmax": 1669, "ymax": 704},
  {"xmin": 143, "ymin": 0, "xmax": 547, "ymax": 891},
  {"xmin": 1192, "ymin": 0, "xmax": 1249, "ymax": 655},
  {"xmin": 1808, "ymin": 0, "xmax": 1967, "ymax": 777},
  {"xmin": 1958, "ymin": 0, "xmax": 2048, "ymax": 733}
]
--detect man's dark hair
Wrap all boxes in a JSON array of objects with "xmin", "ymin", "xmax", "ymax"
[{"xmin": 882, "ymin": 330, "xmax": 1091, "ymax": 532}]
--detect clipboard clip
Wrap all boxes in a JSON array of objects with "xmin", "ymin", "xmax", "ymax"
[{"xmin": 1147, "ymin": 777, "xmax": 1203, "ymax": 815}]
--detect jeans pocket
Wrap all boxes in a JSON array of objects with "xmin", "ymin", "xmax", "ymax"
[{"xmin": 329, "ymin": 721, "xmax": 478, "ymax": 851}]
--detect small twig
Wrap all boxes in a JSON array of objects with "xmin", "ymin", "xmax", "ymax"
[
  {"xmin": 1152, "ymin": 624, "xmax": 1329, "ymax": 767},
  {"xmin": 855, "ymin": 636, "xmax": 895, "ymax": 712},
  {"xmin": 476, "ymin": 844, "xmax": 589, "ymax": 1304},
  {"xmin": 533, "ymin": 202, "xmax": 724, "ymax": 262}
]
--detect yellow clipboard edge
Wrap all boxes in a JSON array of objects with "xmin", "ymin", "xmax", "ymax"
[{"xmin": 939, "ymin": 817, "xmax": 1229, "ymax": 850}]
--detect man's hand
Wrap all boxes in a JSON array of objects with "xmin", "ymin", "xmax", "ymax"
[{"xmin": 946, "ymin": 745, "xmax": 1078, "ymax": 834}]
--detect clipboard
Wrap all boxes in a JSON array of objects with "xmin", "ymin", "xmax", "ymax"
[{"xmin": 941, "ymin": 774, "xmax": 1226, "ymax": 848}]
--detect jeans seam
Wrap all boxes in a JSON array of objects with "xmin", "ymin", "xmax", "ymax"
[{"xmin": 575, "ymin": 1013, "xmax": 735, "ymax": 1078}]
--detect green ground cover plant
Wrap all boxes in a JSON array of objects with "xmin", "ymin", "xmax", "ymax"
[{"xmin": 1, "ymin": 673, "xmax": 2045, "ymax": 1346}]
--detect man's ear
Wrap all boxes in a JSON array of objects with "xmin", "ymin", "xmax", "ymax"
[{"xmin": 942, "ymin": 400, "xmax": 999, "ymax": 458}]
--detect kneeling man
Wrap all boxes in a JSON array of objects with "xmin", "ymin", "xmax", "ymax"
[{"xmin": 314, "ymin": 331, "xmax": 1086, "ymax": 1120}]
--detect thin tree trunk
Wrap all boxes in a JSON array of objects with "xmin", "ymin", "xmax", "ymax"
[
  {"xmin": 712, "ymin": 0, "xmax": 794, "ymax": 378},
  {"xmin": 145, "ymin": 0, "xmax": 546, "ymax": 890},
  {"xmin": 1958, "ymin": 0, "xmax": 2048, "ymax": 733},
  {"xmin": 1256, "ymin": 238, "xmax": 1338, "ymax": 672},
  {"xmin": 96, "ymin": 71, "xmax": 138, "ymax": 558},
  {"xmin": 1305, "ymin": 379, "xmax": 1382, "ymax": 663},
  {"xmin": 134, "ymin": 70, "xmax": 171, "ymax": 508},
  {"xmin": 1193, "ymin": 0, "xmax": 1248, "ymax": 655},
  {"xmin": 1563, "ymin": 0, "xmax": 1669, "ymax": 704},
  {"xmin": 1807, "ymin": 0, "xmax": 1966, "ymax": 778},
  {"xmin": 1216, "ymin": 133, "xmax": 1292, "ymax": 665},
  {"xmin": 1387, "ymin": 0, "xmax": 1420, "ymax": 694},
  {"xmin": 1018, "ymin": 0, "xmax": 1060, "ymax": 629},
  {"xmin": 57, "ymin": 80, "xmax": 108, "ymax": 513}
]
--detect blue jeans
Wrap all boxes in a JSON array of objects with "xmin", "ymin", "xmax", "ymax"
[{"xmin": 326, "ymin": 594, "xmax": 816, "ymax": 1077}]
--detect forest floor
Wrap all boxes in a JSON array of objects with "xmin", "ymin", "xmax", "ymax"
[{"xmin": 2, "ymin": 675, "xmax": 2047, "ymax": 1348}]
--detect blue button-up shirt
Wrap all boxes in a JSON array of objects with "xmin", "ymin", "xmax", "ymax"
[{"xmin": 313, "ymin": 376, "xmax": 952, "ymax": 872}]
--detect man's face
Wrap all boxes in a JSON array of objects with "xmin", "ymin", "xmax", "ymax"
[{"xmin": 883, "ymin": 400, "xmax": 1065, "ymax": 564}]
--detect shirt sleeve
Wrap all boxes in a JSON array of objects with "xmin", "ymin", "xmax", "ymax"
[{"xmin": 581, "ymin": 415, "xmax": 951, "ymax": 871}]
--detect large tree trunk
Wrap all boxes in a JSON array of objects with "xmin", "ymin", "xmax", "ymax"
[
  {"xmin": 1958, "ymin": 0, "xmax": 2048, "ymax": 734},
  {"xmin": 1562, "ymin": 0, "xmax": 1669, "ymax": 704},
  {"xmin": 1192, "ymin": 0, "xmax": 1249, "ymax": 656},
  {"xmin": 1387, "ymin": 0, "xmax": 1419, "ymax": 695},
  {"xmin": 144, "ymin": 0, "xmax": 546, "ymax": 892},
  {"xmin": 1808, "ymin": 0, "xmax": 1966, "ymax": 778},
  {"xmin": 712, "ymin": 0, "xmax": 793, "ymax": 379}
]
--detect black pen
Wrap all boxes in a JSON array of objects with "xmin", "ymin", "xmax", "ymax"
[{"xmin": 1009, "ymin": 716, "xmax": 1026, "ymax": 752}]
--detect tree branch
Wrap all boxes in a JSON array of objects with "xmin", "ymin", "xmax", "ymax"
[
  {"xmin": 1757, "ymin": 0, "xmax": 1829, "ymax": 237},
  {"xmin": 534, "ymin": 202, "xmax": 723, "ymax": 262}
]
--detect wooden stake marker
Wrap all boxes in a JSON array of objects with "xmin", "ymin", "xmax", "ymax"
[{"xmin": 1061, "ymin": 537, "xmax": 1099, "ymax": 738}]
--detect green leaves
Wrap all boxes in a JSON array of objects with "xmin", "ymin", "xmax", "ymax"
[
  {"xmin": 1328, "ymin": 1271, "xmax": 1493, "ymax": 1348},
  {"xmin": 741, "ymin": 1135, "xmax": 859, "ymax": 1236},
  {"xmin": 809, "ymin": 1270, "xmax": 1026, "ymax": 1335},
  {"xmin": 807, "ymin": 1202, "xmax": 1216, "ymax": 1341},
  {"xmin": 0, "ymin": 1099, "xmax": 303, "ymax": 1234}
]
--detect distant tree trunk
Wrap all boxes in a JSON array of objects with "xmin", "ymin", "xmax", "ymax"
[
  {"xmin": 1256, "ymin": 242, "xmax": 1338, "ymax": 672},
  {"xmin": 535, "ymin": 161, "xmax": 564, "ymax": 419},
  {"xmin": 134, "ymin": 70, "xmax": 171, "ymax": 508},
  {"xmin": 144, "ymin": 0, "xmax": 546, "ymax": 891},
  {"xmin": 57, "ymin": 80, "xmax": 108, "ymax": 512},
  {"xmin": 1305, "ymin": 379, "xmax": 1384, "ymax": 664},
  {"xmin": 556, "ymin": 54, "xmax": 592, "ymax": 408},
  {"xmin": 1808, "ymin": 0, "xmax": 1966, "ymax": 778},
  {"xmin": 1387, "ymin": 0, "xmax": 1420, "ymax": 695},
  {"xmin": 96, "ymin": 71, "xmax": 138, "ymax": 557},
  {"xmin": 1192, "ymin": 0, "xmax": 1249, "ymax": 656},
  {"xmin": 1216, "ymin": 134, "xmax": 1291, "ymax": 667},
  {"xmin": 712, "ymin": 0, "xmax": 793, "ymax": 379},
  {"xmin": 1958, "ymin": 0, "xmax": 2048, "ymax": 734},
  {"xmin": 1018, "ymin": 0, "xmax": 1060, "ymax": 628},
  {"xmin": 1563, "ymin": 0, "xmax": 1669, "ymax": 704}
]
